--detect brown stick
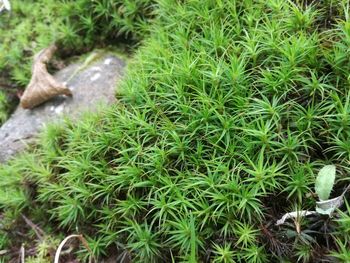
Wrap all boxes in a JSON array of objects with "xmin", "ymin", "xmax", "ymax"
[{"xmin": 21, "ymin": 214, "xmax": 46, "ymax": 240}]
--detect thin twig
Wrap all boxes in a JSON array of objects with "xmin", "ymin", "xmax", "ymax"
[
  {"xmin": 54, "ymin": 234, "xmax": 95, "ymax": 263},
  {"xmin": 21, "ymin": 214, "xmax": 45, "ymax": 240},
  {"xmin": 341, "ymin": 184, "xmax": 350, "ymax": 197},
  {"xmin": 20, "ymin": 244, "xmax": 25, "ymax": 263}
]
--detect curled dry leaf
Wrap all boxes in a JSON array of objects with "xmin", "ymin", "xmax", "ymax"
[
  {"xmin": 277, "ymin": 184, "xmax": 350, "ymax": 225},
  {"xmin": 20, "ymin": 44, "xmax": 72, "ymax": 109},
  {"xmin": 276, "ymin": 210, "xmax": 317, "ymax": 226}
]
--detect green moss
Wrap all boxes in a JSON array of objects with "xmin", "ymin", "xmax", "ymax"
[
  {"xmin": 0, "ymin": 91, "xmax": 8, "ymax": 125},
  {"xmin": 2, "ymin": 0, "xmax": 350, "ymax": 262}
]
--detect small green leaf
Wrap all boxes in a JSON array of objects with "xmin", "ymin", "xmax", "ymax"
[{"xmin": 315, "ymin": 165, "xmax": 336, "ymax": 201}]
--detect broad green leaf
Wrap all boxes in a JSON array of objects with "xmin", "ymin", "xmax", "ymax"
[{"xmin": 315, "ymin": 165, "xmax": 336, "ymax": 201}]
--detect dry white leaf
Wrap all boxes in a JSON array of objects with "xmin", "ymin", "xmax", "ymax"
[
  {"xmin": 0, "ymin": 0, "xmax": 11, "ymax": 13},
  {"xmin": 276, "ymin": 210, "xmax": 317, "ymax": 226}
]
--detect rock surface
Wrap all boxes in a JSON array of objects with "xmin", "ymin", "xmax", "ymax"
[{"xmin": 0, "ymin": 54, "xmax": 126, "ymax": 163}]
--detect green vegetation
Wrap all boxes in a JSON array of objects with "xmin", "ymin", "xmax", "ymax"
[
  {"xmin": 2, "ymin": 0, "xmax": 350, "ymax": 262},
  {"xmin": 0, "ymin": 91, "xmax": 8, "ymax": 123},
  {"xmin": 315, "ymin": 165, "xmax": 336, "ymax": 201}
]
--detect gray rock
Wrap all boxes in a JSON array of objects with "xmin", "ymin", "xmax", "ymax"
[{"xmin": 0, "ymin": 54, "xmax": 126, "ymax": 163}]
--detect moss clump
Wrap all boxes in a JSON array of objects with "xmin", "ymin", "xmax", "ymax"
[{"xmin": 2, "ymin": 0, "xmax": 350, "ymax": 262}]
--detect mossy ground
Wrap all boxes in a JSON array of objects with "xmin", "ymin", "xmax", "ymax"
[{"xmin": 2, "ymin": 0, "xmax": 350, "ymax": 262}]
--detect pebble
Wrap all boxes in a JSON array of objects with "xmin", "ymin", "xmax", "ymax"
[{"xmin": 91, "ymin": 73, "xmax": 101, "ymax": 82}]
